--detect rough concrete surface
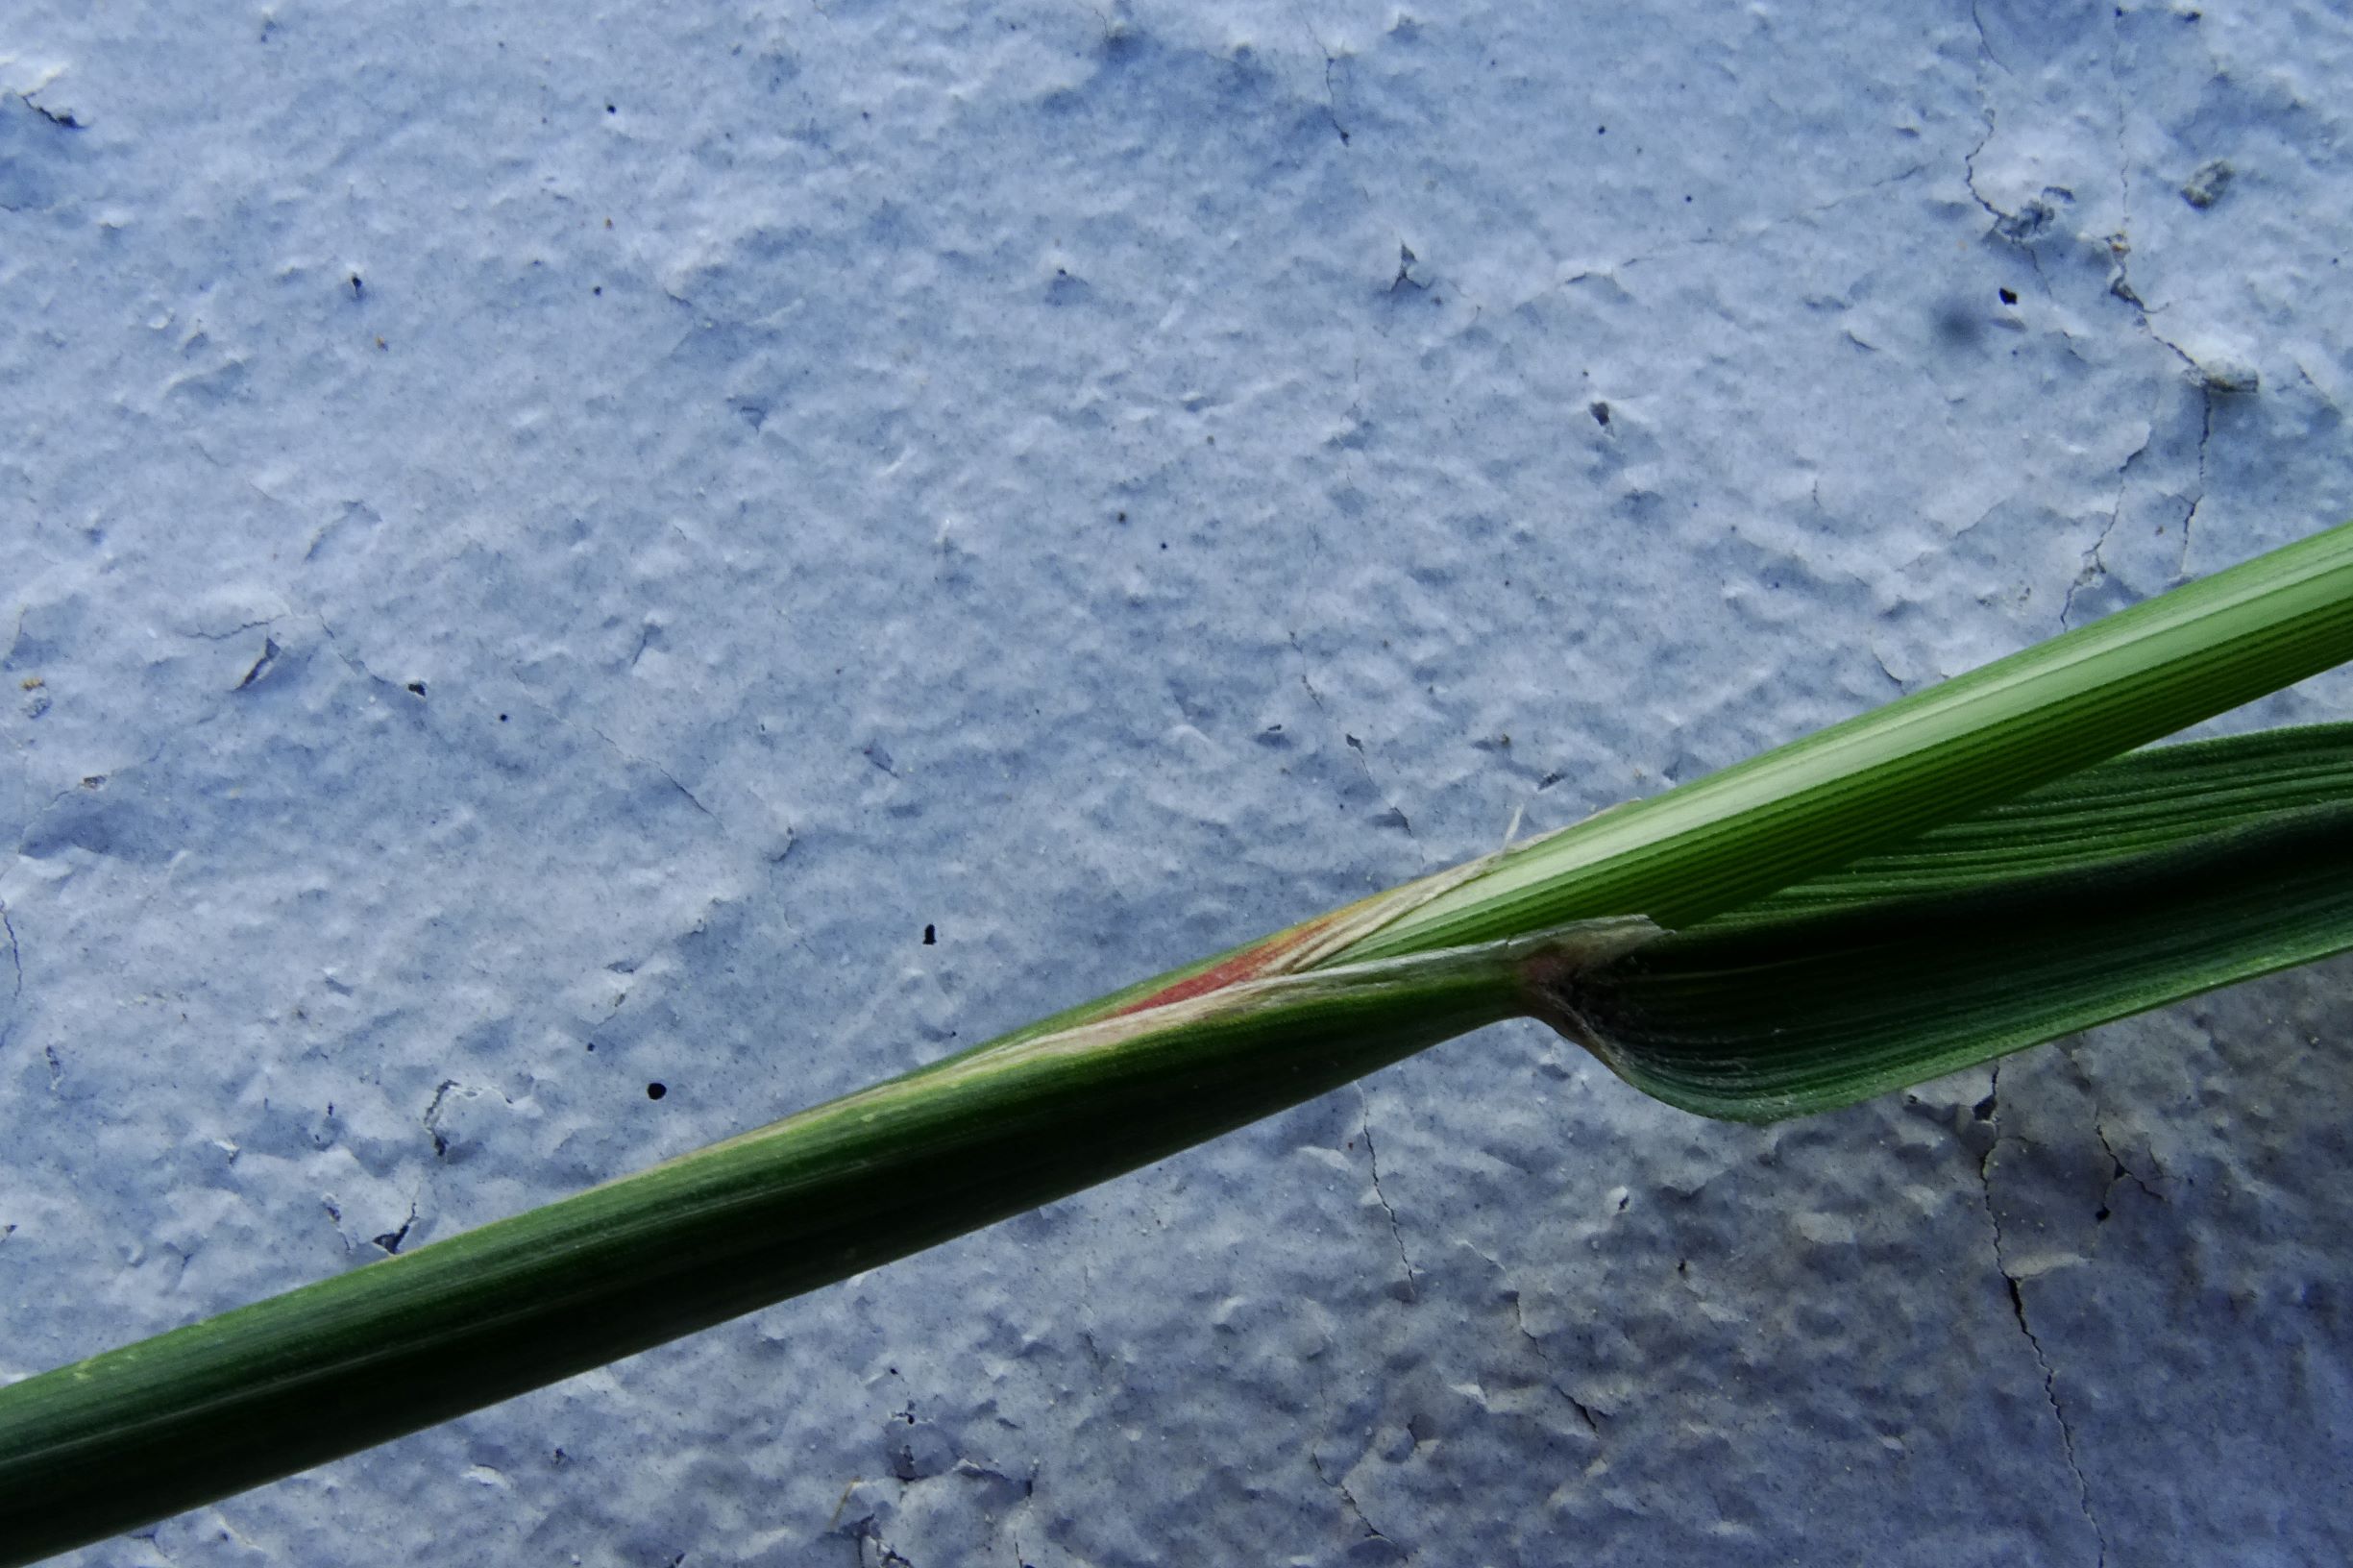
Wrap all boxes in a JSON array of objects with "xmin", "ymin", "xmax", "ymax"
[{"xmin": 4, "ymin": 2, "xmax": 2351, "ymax": 1563}]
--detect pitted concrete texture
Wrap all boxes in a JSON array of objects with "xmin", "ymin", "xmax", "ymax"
[{"xmin": 3, "ymin": 3, "xmax": 2349, "ymax": 1563}]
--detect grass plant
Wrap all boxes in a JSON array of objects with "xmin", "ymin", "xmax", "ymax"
[{"xmin": 4, "ymin": 521, "xmax": 2352, "ymax": 1563}]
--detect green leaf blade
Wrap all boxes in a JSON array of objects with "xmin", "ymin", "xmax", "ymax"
[
  {"xmin": 1721, "ymin": 722, "xmax": 2353, "ymax": 919},
  {"xmin": 1545, "ymin": 728, "xmax": 2353, "ymax": 1120},
  {"xmin": 1351, "ymin": 519, "xmax": 2353, "ymax": 960}
]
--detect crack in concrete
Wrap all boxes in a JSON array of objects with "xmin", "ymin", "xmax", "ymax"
[
  {"xmin": 2062, "ymin": 1047, "xmax": 2165, "ymax": 1220},
  {"xmin": 586, "ymin": 719, "xmax": 720, "ymax": 823},
  {"xmin": 1975, "ymin": 1066, "xmax": 2110, "ymax": 1566},
  {"xmin": 1559, "ymin": 162, "xmax": 1928, "ymax": 295},
  {"xmin": 1963, "ymin": 151, "xmax": 2057, "ymax": 298},
  {"xmin": 2090, "ymin": 1097, "xmax": 2164, "ymax": 1221},
  {"xmin": 1969, "ymin": 0, "xmax": 2011, "ymax": 77},
  {"xmin": 314, "ymin": 612, "xmax": 396, "ymax": 693},
  {"xmin": 1959, "ymin": 69, "xmax": 2058, "ymax": 300},
  {"xmin": 1387, "ymin": 242, "xmax": 1426, "ymax": 297},
  {"xmin": 0, "ymin": 902, "xmax": 20, "ymax": 1005},
  {"xmin": 178, "ymin": 617, "xmax": 282, "ymax": 644},
  {"xmin": 1293, "ymin": 14, "xmax": 1351, "ymax": 150},
  {"xmin": 2293, "ymin": 358, "xmax": 2347, "ymax": 424},
  {"xmin": 12, "ymin": 723, "xmax": 179, "ymax": 876},
  {"xmin": 1311, "ymin": 1450, "xmax": 1395, "ymax": 1548},
  {"xmin": 235, "ymin": 634, "xmax": 282, "ymax": 691},
  {"xmin": 372, "ymin": 1196, "xmax": 420, "ymax": 1256},
  {"xmin": 0, "ymin": 87, "xmax": 82, "ymax": 208},
  {"xmin": 2059, "ymin": 506, "xmax": 2124, "ymax": 631},
  {"xmin": 2092, "ymin": 1121, "xmax": 2162, "ymax": 1223},
  {"xmin": 7, "ymin": 89, "xmax": 82, "ymax": 131},
  {"xmin": 2092, "ymin": 9, "xmax": 2218, "ymax": 581},
  {"xmin": 422, "ymin": 1077, "xmax": 461, "ymax": 1158},
  {"xmin": 1505, "ymin": 1288, "xmax": 1602, "ymax": 1436},
  {"xmin": 1968, "ymin": 6, "xmax": 2225, "ymax": 617},
  {"xmin": 2070, "ymin": 409, "xmax": 2168, "ymax": 629},
  {"xmin": 2176, "ymin": 387, "xmax": 2211, "ymax": 579},
  {"xmin": 1356, "ymin": 1087, "xmax": 1417, "ymax": 1301},
  {"xmin": 847, "ymin": 1512, "xmax": 915, "ymax": 1568},
  {"xmin": 1319, "ymin": 56, "xmax": 1350, "ymax": 145}
]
